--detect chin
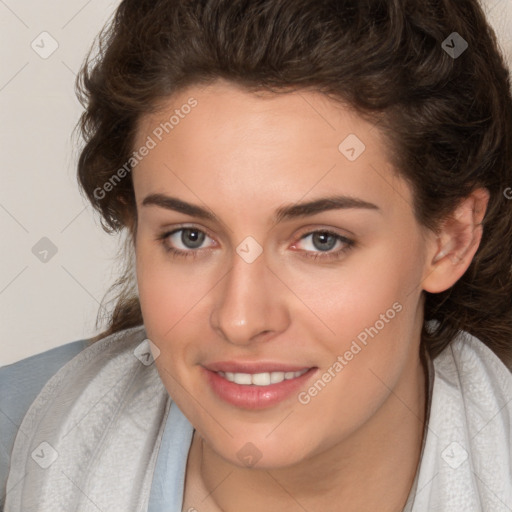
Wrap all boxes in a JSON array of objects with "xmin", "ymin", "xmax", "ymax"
[{"xmin": 203, "ymin": 427, "xmax": 315, "ymax": 470}]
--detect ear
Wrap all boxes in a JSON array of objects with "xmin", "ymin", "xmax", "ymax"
[{"xmin": 422, "ymin": 188, "xmax": 490, "ymax": 294}]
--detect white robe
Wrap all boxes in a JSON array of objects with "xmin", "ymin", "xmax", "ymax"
[{"xmin": 3, "ymin": 325, "xmax": 511, "ymax": 511}]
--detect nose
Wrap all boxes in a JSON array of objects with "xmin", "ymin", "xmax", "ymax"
[{"xmin": 210, "ymin": 248, "xmax": 290, "ymax": 346}]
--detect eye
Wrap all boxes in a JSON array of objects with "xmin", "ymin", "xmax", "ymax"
[
  {"xmin": 156, "ymin": 227, "xmax": 215, "ymax": 259},
  {"xmin": 292, "ymin": 230, "xmax": 354, "ymax": 262},
  {"xmin": 156, "ymin": 227, "xmax": 354, "ymax": 262}
]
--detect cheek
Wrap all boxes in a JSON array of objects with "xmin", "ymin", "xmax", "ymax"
[
  {"xmin": 289, "ymin": 234, "xmax": 424, "ymax": 349},
  {"xmin": 135, "ymin": 246, "xmax": 203, "ymax": 397},
  {"xmin": 290, "ymin": 278, "xmax": 420, "ymax": 450},
  {"xmin": 135, "ymin": 236, "xmax": 212, "ymax": 339},
  {"xmin": 287, "ymin": 233, "xmax": 426, "ymax": 425}
]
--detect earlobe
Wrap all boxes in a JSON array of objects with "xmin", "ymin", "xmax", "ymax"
[{"xmin": 422, "ymin": 188, "xmax": 490, "ymax": 294}]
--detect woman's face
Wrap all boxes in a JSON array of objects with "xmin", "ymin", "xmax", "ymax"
[{"xmin": 132, "ymin": 80, "xmax": 435, "ymax": 468}]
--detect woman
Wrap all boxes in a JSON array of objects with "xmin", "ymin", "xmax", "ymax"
[{"xmin": 1, "ymin": 0, "xmax": 511, "ymax": 510}]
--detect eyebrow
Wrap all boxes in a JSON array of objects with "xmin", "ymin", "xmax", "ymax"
[{"xmin": 141, "ymin": 193, "xmax": 380, "ymax": 224}]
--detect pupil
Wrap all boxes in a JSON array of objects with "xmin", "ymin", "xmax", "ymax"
[{"xmin": 313, "ymin": 232, "xmax": 336, "ymax": 251}]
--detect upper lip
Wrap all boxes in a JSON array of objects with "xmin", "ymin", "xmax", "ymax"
[{"xmin": 204, "ymin": 361, "xmax": 315, "ymax": 374}]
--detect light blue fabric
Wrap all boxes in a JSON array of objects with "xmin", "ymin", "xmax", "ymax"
[
  {"xmin": 0, "ymin": 340, "xmax": 87, "ymax": 507},
  {"xmin": 147, "ymin": 401, "xmax": 194, "ymax": 511}
]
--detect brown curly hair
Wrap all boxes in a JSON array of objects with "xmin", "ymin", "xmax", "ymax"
[{"xmin": 75, "ymin": 0, "xmax": 512, "ymax": 369}]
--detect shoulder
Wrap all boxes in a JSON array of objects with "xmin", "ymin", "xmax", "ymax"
[
  {"xmin": 0, "ymin": 340, "xmax": 90, "ymax": 422},
  {"xmin": 2, "ymin": 325, "xmax": 168, "ymax": 511},
  {"xmin": 413, "ymin": 331, "xmax": 512, "ymax": 510},
  {"xmin": 0, "ymin": 339, "xmax": 88, "ymax": 506},
  {"xmin": 433, "ymin": 330, "xmax": 511, "ymax": 450},
  {"xmin": 436, "ymin": 330, "xmax": 511, "ymax": 409}
]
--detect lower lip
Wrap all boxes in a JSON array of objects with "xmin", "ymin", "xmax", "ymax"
[{"xmin": 203, "ymin": 367, "xmax": 317, "ymax": 410}]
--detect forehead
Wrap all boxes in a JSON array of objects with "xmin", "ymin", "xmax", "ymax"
[
  {"xmin": 136, "ymin": 80, "xmax": 377, "ymax": 152},
  {"xmin": 132, "ymin": 80, "xmax": 413, "ymax": 221}
]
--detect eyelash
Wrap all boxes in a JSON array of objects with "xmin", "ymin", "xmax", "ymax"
[{"xmin": 155, "ymin": 227, "xmax": 355, "ymax": 262}]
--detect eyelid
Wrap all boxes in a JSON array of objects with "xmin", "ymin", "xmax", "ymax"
[
  {"xmin": 291, "ymin": 229, "xmax": 353, "ymax": 249},
  {"xmin": 294, "ymin": 224, "xmax": 356, "ymax": 239},
  {"xmin": 160, "ymin": 223, "xmax": 216, "ymax": 239}
]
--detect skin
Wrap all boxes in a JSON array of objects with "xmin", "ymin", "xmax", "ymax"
[{"xmin": 131, "ymin": 80, "xmax": 488, "ymax": 511}]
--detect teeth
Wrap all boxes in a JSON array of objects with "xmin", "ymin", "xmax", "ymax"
[
  {"xmin": 218, "ymin": 368, "xmax": 309, "ymax": 386},
  {"xmin": 233, "ymin": 373, "xmax": 252, "ymax": 385},
  {"xmin": 252, "ymin": 372, "xmax": 271, "ymax": 385},
  {"xmin": 270, "ymin": 372, "xmax": 285, "ymax": 384}
]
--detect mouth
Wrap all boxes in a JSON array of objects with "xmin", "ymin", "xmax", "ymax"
[{"xmin": 202, "ymin": 363, "xmax": 317, "ymax": 409}]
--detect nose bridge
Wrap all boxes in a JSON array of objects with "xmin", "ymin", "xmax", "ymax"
[{"xmin": 210, "ymin": 245, "xmax": 288, "ymax": 345}]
